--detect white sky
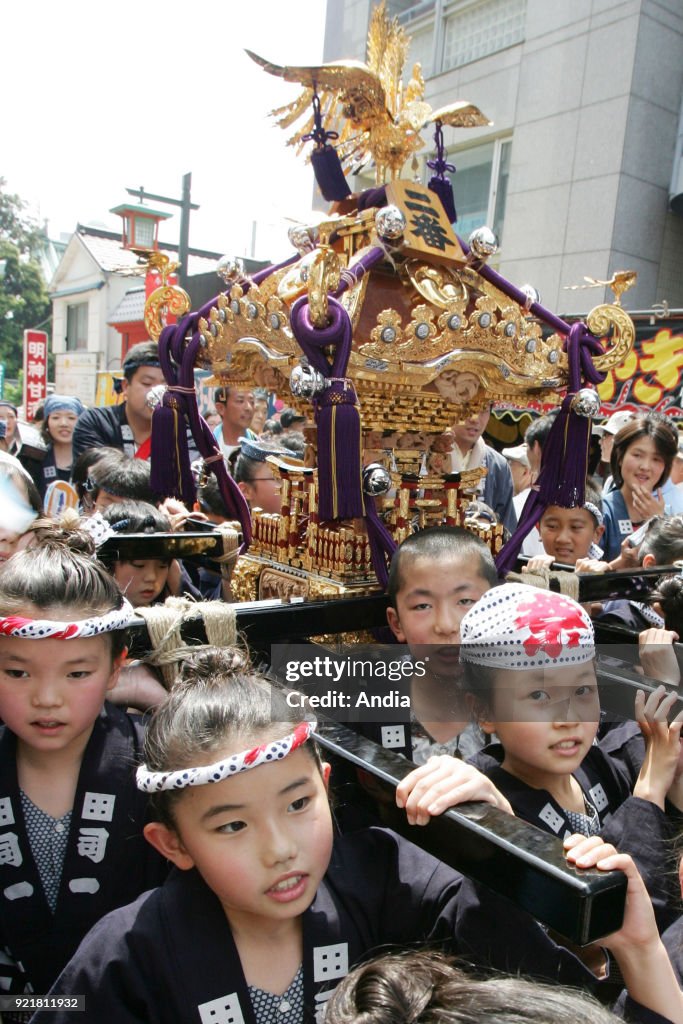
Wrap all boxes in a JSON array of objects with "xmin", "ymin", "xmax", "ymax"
[{"xmin": 3, "ymin": 0, "xmax": 330, "ymax": 264}]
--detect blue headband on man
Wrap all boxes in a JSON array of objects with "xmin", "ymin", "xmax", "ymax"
[
  {"xmin": 44, "ymin": 394, "xmax": 85, "ymax": 418},
  {"xmin": 238, "ymin": 437, "xmax": 289, "ymax": 462}
]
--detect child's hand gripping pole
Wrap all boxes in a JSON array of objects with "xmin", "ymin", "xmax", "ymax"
[
  {"xmin": 395, "ymin": 755, "xmax": 514, "ymax": 826},
  {"xmin": 564, "ymin": 834, "xmax": 683, "ymax": 1024},
  {"xmin": 633, "ymin": 685, "xmax": 683, "ymax": 810}
]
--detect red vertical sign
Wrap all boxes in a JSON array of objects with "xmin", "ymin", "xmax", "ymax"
[{"xmin": 23, "ymin": 329, "xmax": 48, "ymax": 420}]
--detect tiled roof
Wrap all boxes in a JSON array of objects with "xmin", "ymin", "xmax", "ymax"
[
  {"xmin": 108, "ymin": 287, "xmax": 146, "ymax": 324},
  {"xmin": 76, "ymin": 226, "xmax": 222, "ymax": 278}
]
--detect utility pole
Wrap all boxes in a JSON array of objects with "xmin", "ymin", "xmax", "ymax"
[{"xmin": 126, "ymin": 173, "xmax": 199, "ymax": 289}]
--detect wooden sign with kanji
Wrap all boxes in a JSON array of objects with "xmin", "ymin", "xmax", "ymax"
[{"xmin": 385, "ymin": 181, "xmax": 466, "ymax": 265}]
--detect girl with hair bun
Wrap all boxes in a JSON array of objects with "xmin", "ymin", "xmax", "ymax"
[
  {"xmin": 325, "ymin": 909, "xmax": 683, "ymax": 1024},
  {"xmin": 0, "ymin": 535, "xmax": 166, "ymax": 1008},
  {"xmin": 32, "ymin": 647, "xmax": 671, "ymax": 1024}
]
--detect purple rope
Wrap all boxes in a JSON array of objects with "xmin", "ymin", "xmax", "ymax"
[
  {"xmin": 427, "ymin": 122, "xmax": 456, "ymax": 180},
  {"xmin": 153, "ymin": 313, "xmax": 253, "ymax": 548},
  {"xmin": 357, "ymin": 186, "xmax": 387, "ymax": 211},
  {"xmin": 495, "ymin": 324, "xmax": 605, "ymax": 575},
  {"xmin": 365, "ymin": 497, "xmax": 397, "ymax": 589},
  {"xmin": 458, "ymin": 237, "xmax": 572, "ymax": 337},
  {"xmin": 184, "ymin": 324, "xmax": 253, "ymax": 547},
  {"xmin": 290, "ymin": 295, "xmax": 352, "ymax": 376},
  {"xmin": 333, "ymin": 246, "xmax": 385, "ymax": 299}
]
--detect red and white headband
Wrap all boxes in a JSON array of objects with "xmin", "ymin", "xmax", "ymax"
[
  {"xmin": 460, "ymin": 583, "xmax": 594, "ymax": 669},
  {"xmin": 0, "ymin": 599, "xmax": 135, "ymax": 640},
  {"xmin": 136, "ymin": 720, "xmax": 316, "ymax": 793}
]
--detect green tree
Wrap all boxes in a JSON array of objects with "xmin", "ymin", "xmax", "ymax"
[{"xmin": 0, "ymin": 179, "xmax": 50, "ymax": 380}]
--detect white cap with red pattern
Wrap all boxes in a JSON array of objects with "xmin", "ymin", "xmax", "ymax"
[{"xmin": 460, "ymin": 583, "xmax": 594, "ymax": 670}]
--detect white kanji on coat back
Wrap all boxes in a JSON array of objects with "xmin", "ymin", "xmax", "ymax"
[
  {"xmin": 0, "ymin": 798, "xmax": 15, "ymax": 828},
  {"xmin": 77, "ymin": 827, "xmax": 109, "ymax": 863},
  {"xmin": 0, "ymin": 833, "xmax": 22, "ymax": 868}
]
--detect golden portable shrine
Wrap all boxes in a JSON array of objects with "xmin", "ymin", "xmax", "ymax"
[{"xmin": 145, "ymin": 1, "xmax": 636, "ymax": 603}]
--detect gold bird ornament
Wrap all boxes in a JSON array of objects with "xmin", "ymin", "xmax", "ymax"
[
  {"xmin": 247, "ymin": 0, "xmax": 491, "ymax": 186},
  {"xmin": 564, "ymin": 270, "xmax": 638, "ymax": 306}
]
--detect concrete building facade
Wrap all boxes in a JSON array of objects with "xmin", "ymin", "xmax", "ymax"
[{"xmin": 323, "ymin": 0, "xmax": 683, "ymax": 315}]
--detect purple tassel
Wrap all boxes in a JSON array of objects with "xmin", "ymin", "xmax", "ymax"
[
  {"xmin": 290, "ymin": 294, "xmax": 397, "ymax": 583},
  {"xmin": 537, "ymin": 398, "xmax": 591, "ymax": 509},
  {"xmin": 495, "ymin": 322, "xmax": 607, "ymax": 576},
  {"xmin": 314, "ymin": 380, "xmax": 362, "ymax": 520},
  {"xmin": 494, "ymin": 394, "xmax": 587, "ymax": 576},
  {"xmin": 427, "ymin": 121, "xmax": 457, "ymax": 223},
  {"xmin": 304, "ymin": 88, "xmax": 351, "ymax": 203},
  {"xmin": 312, "ymin": 146, "xmax": 351, "ymax": 202},
  {"xmin": 428, "ymin": 174, "xmax": 456, "ymax": 223},
  {"xmin": 150, "ymin": 395, "xmax": 196, "ymax": 506},
  {"xmin": 150, "ymin": 400, "xmax": 181, "ymax": 499}
]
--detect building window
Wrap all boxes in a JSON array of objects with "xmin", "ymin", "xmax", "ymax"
[
  {"xmin": 66, "ymin": 302, "xmax": 88, "ymax": 351},
  {"xmin": 388, "ymin": 0, "xmax": 436, "ymax": 20},
  {"xmin": 443, "ymin": 0, "xmax": 526, "ymax": 71},
  {"xmin": 449, "ymin": 137, "xmax": 511, "ymax": 244}
]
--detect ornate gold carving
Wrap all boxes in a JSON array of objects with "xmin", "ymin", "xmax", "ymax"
[
  {"xmin": 406, "ymin": 260, "xmax": 468, "ymax": 308},
  {"xmin": 277, "ymin": 252, "xmax": 318, "ymax": 304},
  {"xmin": 588, "ymin": 304, "xmax": 637, "ymax": 372},
  {"xmin": 308, "ymin": 245, "xmax": 342, "ymax": 328},
  {"xmin": 259, "ymin": 566, "xmax": 310, "ymax": 601},
  {"xmin": 370, "ymin": 309, "xmax": 404, "ymax": 347},
  {"xmin": 565, "ymin": 270, "xmax": 637, "ymax": 307},
  {"xmin": 144, "ymin": 285, "xmax": 191, "ymax": 342},
  {"xmin": 141, "ymin": 249, "xmax": 191, "ymax": 341}
]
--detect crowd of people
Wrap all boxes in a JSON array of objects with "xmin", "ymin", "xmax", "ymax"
[{"xmin": 0, "ymin": 339, "xmax": 683, "ymax": 1023}]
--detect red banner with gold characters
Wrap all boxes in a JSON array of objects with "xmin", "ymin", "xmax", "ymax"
[
  {"xmin": 596, "ymin": 318, "xmax": 683, "ymax": 418},
  {"xmin": 23, "ymin": 329, "xmax": 48, "ymax": 420}
]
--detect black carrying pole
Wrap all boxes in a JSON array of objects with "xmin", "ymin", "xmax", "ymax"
[
  {"xmin": 515, "ymin": 556, "xmax": 682, "ymax": 604},
  {"xmin": 315, "ymin": 719, "xmax": 626, "ymax": 945},
  {"xmin": 121, "ymin": 594, "xmax": 632, "ymax": 944}
]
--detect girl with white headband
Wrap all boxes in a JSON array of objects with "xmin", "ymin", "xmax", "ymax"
[
  {"xmin": 0, "ymin": 534, "xmax": 167, "ymax": 1012},
  {"xmin": 33, "ymin": 646, "xmax": 660, "ymax": 1024},
  {"xmin": 459, "ymin": 583, "xmax": 683, "ymax": 926}
]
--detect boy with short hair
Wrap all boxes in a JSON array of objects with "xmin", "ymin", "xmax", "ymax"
[
  {"xmin": 522, "ymin": 484, "xmax": 605, "ymax": 572},
  {"xmin": 365, "ymin": 527, "xmax": 498, "ymax": 763}
]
